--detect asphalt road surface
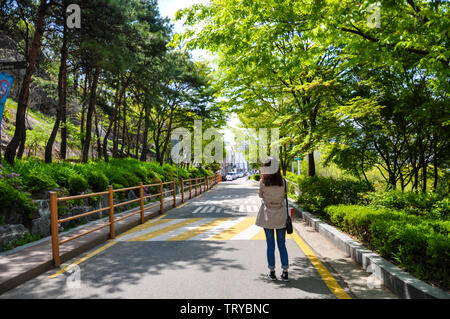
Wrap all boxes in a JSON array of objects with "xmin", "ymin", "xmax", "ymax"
[{"xmin": 1, "ymin": 178, "xmax": 395, "ymax": 299}]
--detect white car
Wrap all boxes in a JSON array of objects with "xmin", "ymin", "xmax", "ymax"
[{"xmin": 226, "ymin": 173, "xmax": 234, "ymax": 181}]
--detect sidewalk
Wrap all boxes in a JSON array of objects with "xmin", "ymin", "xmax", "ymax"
[
  {"xmin": 0, "ymin": 187, "xmax": 209, "ymax": 295},
  {"xmin": 289, "ymin": 201, "xmax": 450, "ymax": 299}
]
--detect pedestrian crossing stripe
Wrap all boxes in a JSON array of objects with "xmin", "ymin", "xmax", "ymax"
[
  {"xmin": 210, "ymin": 217, "xmax": 256, "ymax": 240},
  {"xmin": 114, "ymin": 217, "xmax": 293, "ymax": 242},
  {"xmin": 190, "ymin": 205, "xmax": 259, "ymax": 214},
  {"xmin": 167, "ymin": 218, "xmax": 232, "ymax": 241},
  {"xmin": 127, "ymin": 218, "xmax": 201, "ymax": 242}
]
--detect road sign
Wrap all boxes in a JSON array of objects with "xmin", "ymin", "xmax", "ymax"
[
  {"xmin": 0, "ymin": 61, "xmax": 28, "ymax": 71},
  {"xmin": 0, "ymin": 72, "xmax": 14, "ymax": 125}
]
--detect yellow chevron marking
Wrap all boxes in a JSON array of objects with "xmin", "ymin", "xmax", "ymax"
[
  {"xmin": 127, "ymin": 218, "xmax": 202, "ymax": 242},
  {"xmin": 167, "ymin": 218, "xmax": 232, "ymax": 241},
  {"xmin": 115, "ymin": 216, "xmax": 169, "ymax": 239},
  {"xmin": 209, "ymin": 217, "xmax": 256, "ymax": 241}
]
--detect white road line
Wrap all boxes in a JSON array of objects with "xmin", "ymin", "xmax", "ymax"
[
  {"xmin": 115, "ymin": 219, "xmax": 181, "ymax": 242},
  {"xmin": 187, "ymin": 217, "xmax": 247, "ymax": 241},
  {"xmin": 145, "ymin": 218, "xmax": 216, "ymax": 241},
  {"xmin": 230, "ymin": 224, "xmax": 262, "ymax": 240},
  {"xmin": 192, "ymin": 207, "xmax": 203, "ymax": 214},
  {"xmin": 205, "ymin": 206, "xmax": 216, "ymax": 213}
]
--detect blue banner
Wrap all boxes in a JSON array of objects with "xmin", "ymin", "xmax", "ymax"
[{"xmin": 0, "ymin": 72, "xmax": 15, "ymax": 125}]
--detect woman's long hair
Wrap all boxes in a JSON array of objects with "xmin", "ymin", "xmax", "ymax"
[{"xmin": 261, "ymin": 158, "xmax": 283, "ymax": 187}]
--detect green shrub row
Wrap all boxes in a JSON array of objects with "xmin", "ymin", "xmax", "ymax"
[
  {"xmin": 324, "ymin": 205, "xmax": 450, "ymax": 289},
  {"xmin": 1, "ymin": 158, "xmax": 213, "ymax": 197},
  {"xmin": 0, "ymin": 179, "xmax": 37, "ymax": 217},
  {"xmin": 287, "ymin": 175, "xmax": 375, "ymax": 215},
  {"xmin": 366, "ymin": 190, "xmax": 449, "ymax": 220},
  {"xmin": 249, "ymin": 174, "xmax": 261, "ymax": 182}
]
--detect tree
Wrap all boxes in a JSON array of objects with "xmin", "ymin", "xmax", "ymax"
[{"xmin": 4, "ymin": 0, "xmax": 51, "ymax": 165}]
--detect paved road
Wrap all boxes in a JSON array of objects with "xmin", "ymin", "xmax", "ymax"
[{"xmin": 1, "ymin": 178, "xmax": 395, "ymax": 299}]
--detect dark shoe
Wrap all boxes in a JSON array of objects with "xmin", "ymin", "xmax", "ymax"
[
  {"xmin": 269, "ymin": 270, "xmax": 277, "ymax": 281},
  {"xmin": 281, "ymin": 270, "xmax": 289, "ymax": 282}
]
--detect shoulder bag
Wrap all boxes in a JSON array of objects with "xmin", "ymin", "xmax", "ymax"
[{"xmin": 284, "ymin": 179, "xmax": 293, "ymax": 234}]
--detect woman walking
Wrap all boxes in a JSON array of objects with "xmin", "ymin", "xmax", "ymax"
[{"xmin": 256, "ymin": 157, "xmax": 289, "ymax": 281}]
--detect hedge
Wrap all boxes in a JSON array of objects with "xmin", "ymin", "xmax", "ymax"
[
  {"xmin": 324, "ymin": 205, "xmax": 450, "ymax": 289},
  {"xmin": 289, "ymin": 175, "xmax": 374, "ymax": 215},
  {"xmin": 0, "ymin": 158, "xmax": 215, "ymax": 217}
]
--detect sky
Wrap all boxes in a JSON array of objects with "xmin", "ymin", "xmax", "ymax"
[
  {"xmin": 158, "ymin": 0, "xmax": 241, "ymax": 147},
  {"xmin": 158, "ymin": 0, "xmax": 212, "ymax": 62}
]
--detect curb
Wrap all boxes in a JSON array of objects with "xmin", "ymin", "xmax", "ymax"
[{"xmin": 288, "ymin": 201, "xmax": 450, "ymax": 299}]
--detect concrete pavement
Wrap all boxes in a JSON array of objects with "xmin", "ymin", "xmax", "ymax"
[{"xmin": 1, "ymin": 178, "xmax": 397, "ymax": 299}]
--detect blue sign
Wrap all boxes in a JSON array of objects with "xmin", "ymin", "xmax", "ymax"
[{"xmin": 0, "ymin": 72, "xmax": 14, "ymax": 125}]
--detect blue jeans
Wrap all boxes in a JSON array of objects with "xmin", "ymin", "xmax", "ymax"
[{"xmin": 264, "ymin": 228, "xmax": 289, "ymax": 270}]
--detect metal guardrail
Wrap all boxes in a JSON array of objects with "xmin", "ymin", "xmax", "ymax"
[{"xmin": 49, "ymin": 173, "xmax": 221, "ymax": 267}]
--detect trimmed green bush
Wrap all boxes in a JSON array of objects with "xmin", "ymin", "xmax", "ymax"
[
  {"xmin": 107, "ymin": 170, "xmax": 129, "ymax": 188},
  {"xmin": 251, "ymin": 174, "xmax": 261, "ymax": 181},
  {"xmin": 21, "ymin": 171, "xmax": 58, "ymax": 193},
  {"xmin": 324, "ymin": 205, "xmax": 450, "ymax": 289},
  {"xmin": 367, "ymin": 190, "xmax": 449, "ymax": 220},
  {"xmin": 123, "ymin": 172, "xmax": 140, "ymax": 188},
  {"xmin": 87, "ymin": 171, "xmax": 109, "ymax": 192},
  {"xmin": 68, "ymin": 175, "xmax": 89, "ymax": 195},
  {"xmin": 0, "ymin": 179, "xmax": 37, "ymax": 215},
  {"xmin": 295, "ymin": 176, "xmax": 374, "ymax": 215}
]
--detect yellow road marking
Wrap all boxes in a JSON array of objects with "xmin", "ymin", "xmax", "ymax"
[
  {"xmin": 115, "ymin": 216, "xmax": 169, "ymax": 239},
  {"xmin": 127, "ymin": 218, "xmax": 202, "ymax": 242},
  {"xmin": 251, "ymin": 229, "xmax": 266, "ymax": 240},
  {"xmin": 209, "ymin": 217, "xmax": 256, "ymax": 241},
  {"xmin": 167, "ymin": 218, "xmax": 232, "ymax": 241},
  {"xmin": 292, "ymin": 232, "xmax": 352, "ymax": 299},
  {"xmin": 48, "ymin": 241, "xmax": 118, "ymax": 278},
  {"xmin": 177, "ymin": 202, "xmax": 189, "ymax": 209},
  {"xmin": 48, "ymin": 214, "xmax": 168, "ymax": 278}
]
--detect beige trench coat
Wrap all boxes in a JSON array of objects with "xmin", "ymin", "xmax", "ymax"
[{"xmin": 255, "ymin": 179, "xmax": 288, "ymax": 230}]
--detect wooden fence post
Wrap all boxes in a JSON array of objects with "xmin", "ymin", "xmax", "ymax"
[
  {"xmin": 108, "ymin": 185, "xmax": 115, "ymax": 239},
  {"xmin": 160, "ymin": 181, "xmax": 164, "ymax": 214},
  {"xmin": 189, "ymin": 179, "xmax": 192, "ymax": 199},
  {"xmin": 139, "ymin": 182, "xmax": 145, "ymax": 224},
  {"xmin": 181, "ymin": 178, "xmax": 184, "ymax": 203},
  {"xmin": 173, "ymin": 180, "xmax": 177, "ymax": 207},
  {"xmin": 50, "ymin": 191, "xmax": 60, "ymax": 267}
]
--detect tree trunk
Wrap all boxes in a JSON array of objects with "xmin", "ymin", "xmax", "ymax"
[
  {"xmin": 17, "ymin": 131, "xmax": 26, "ymax": 159},
  {"xmin": 81, "ymin": 68, "xmax": 100, "ymax": 163},
  {"xmin": 120, "ymin": 95, "xmax": 127, "ymax": 156},
  {"xmin": 140, "ymin": 105, "xmax": 150, "ymax": 162},
  {"xmin": 308, "ymin": 152, "xmax": 316, "ymax": 177},
  {"xmin": 433, "ymin": 146, "xmax": 439, "ymax": 190},
  {"xmin": 422, "ymin": 162, "xmax": 427, "ymax": 193},
  {"xmin": 103, "ymin": 76, "xmax": 131, "ymax": 161},
  {"xmin": 94, "ymin": 108, "xmax": 102, "ymax": 159},
  {"xmin": 134, "ymin": 106, "xmax": 144, "ymax": 159},
  {"xmin": 45, "ymin": 10, "xmax": 68, "ymax": 163},
  {"xmin": 80, "ymin": 71, "xmax": 89, "ymax": 149},
  {"xmin": 4, "ymin": 0, "xmax": 48, "ymax": 165},
  {"xmin": 60, "ymin": 100, "xmax": 67, "ymax": 160}
]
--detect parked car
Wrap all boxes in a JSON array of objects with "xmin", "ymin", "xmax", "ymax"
[{"xmin": 226, "ymin": 173, "xmax": 235, "ymax": 181}]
